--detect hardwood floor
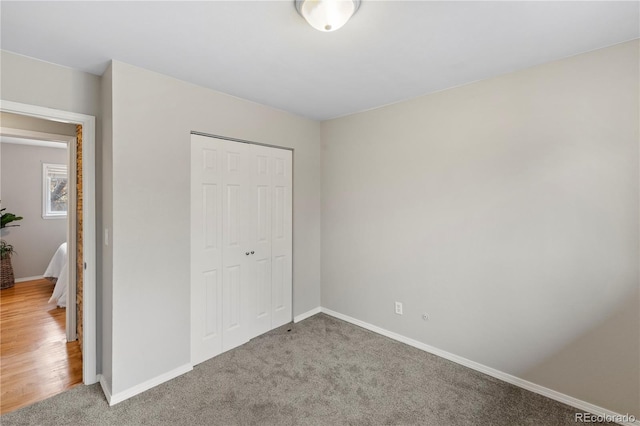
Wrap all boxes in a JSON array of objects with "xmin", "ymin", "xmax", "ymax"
[{"xmin": 0, "ymin": 279, "xmax": 82, "ymax": 414}]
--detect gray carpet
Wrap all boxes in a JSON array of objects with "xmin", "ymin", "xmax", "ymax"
[{"xmin": 1, "ymin": 313, "xmax": 605, "ymax": 425}]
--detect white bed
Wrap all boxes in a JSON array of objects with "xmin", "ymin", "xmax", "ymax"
[{"xmin": 44, "ymin": 242, "xmax": 68, "ymax": 308}]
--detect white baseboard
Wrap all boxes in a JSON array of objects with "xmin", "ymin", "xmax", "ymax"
[
  {"xmin": 104, "ymin": 363, "xmax": 192, "ymax": 406},
  {"xmin": 294, "ymin": 306, "xmax": 321, "ymax": 323},
  {"xmin": 98, "ymin": 374, "xmax": 112, "ymax": 404},
  {"xmin": 320, "ymin": 307, "xmax": 639, "ymax": 426},
  {"xmin": 15, "ymin": 275, "xmax": 44, "ymax": 283}
]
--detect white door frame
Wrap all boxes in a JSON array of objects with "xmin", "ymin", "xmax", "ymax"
[{"xmin": 0, "ymin": 100, "xmax": 98, "ymax": 385}]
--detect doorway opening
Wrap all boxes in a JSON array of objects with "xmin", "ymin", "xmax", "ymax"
[{"xmin": 0, "ymin": 101, "xmax": 97, "ymax": 413}]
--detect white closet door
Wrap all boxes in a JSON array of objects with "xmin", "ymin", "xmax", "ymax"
[
  {"xmin": 190, "ymin": 134, "xmax": 223, "ymax": 365},
  {"xmin": 191, "ymin": 135, "xmax": 292, "ymax": 365},
  {"xmin": 220, "ymin": 139, "xmax": 251, "ymax": 352},
  {"xmin": 248, "ymin": 145, "xmax": 273, "ymax": 338},
  {"xmin": 270, "ymin": 149, "xmax": 292, "ymax": 329}
]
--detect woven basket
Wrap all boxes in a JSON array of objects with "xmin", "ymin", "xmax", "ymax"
[{"xmin": 1, "ymin": 255, "xmax": 15, "ymax": 290}]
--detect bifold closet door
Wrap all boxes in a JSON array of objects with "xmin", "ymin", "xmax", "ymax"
[
  {"xmin": 191, "ymin": 134, "xmax": 292, "ymax": 366},
  {"xmin": 267, "ymin": 147, "xmax": 292, "ymax": 331},
  {"xmin": 191, "ymin": 135, "xmax": 251, "ymax": 364},
  {"xmin": 220, "ymin": 140, "xmax": 251, "ymax": 353},
  {"xmin": 248, "ymin": 145, "xmax": 293, "ymax": 338},
  {"xmin": 191, "ymin": 134, "xmax": 223, "ymax": 365}
]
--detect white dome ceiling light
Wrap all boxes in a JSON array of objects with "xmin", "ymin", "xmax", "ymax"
[{"xmin": 295, "ymin": 0, "xmax": 361, "ymax": 32}]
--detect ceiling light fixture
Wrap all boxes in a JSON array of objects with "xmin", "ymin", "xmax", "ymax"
[{"xmin": 295, "ymin": 0, "xmax": 361, "ymax": 32}]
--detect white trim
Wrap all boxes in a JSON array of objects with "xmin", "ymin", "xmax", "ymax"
[
  {"xmin": 0, "ymin": 100, "xmax": 98, "ymax": 386},
  {"xmin": 0, "ymin": 127, "xmax": 74, "ymax": 143},
  {"xmin": 293, "ymin": 306, "xmax": 321, "ymax": 323},
  {"xmin": 15, "ymin": 275, "xmax": 44, "ymax": 283},
  {"xmin": 98, "ymin": 374, "xmax": 112, "ymax": 404},
  {"xmin": 66, "ymin": 139, "xmax": 77, "ymax": 341},
  {"xmin": 81, "ymin": 106, "xmax": 97, "ymax": 386},
  {"xmin": 106, "ymin": 364, "xmax": 193, "ymax": 406},
  {"xmin": 320, "ymin": 307, "xmax": 639, "ymax": 426},
  {"xmin": 1, "ymin": 135, "xmax": 67, "ymax": 149}
]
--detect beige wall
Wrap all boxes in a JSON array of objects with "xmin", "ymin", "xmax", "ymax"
[
  {"xmin": 100, "ymin": 63, "xmax": 113, "ymax": 389},
  {"xmin": 0, "ymin": 52, "xmax": 101, "ymax": 116},
  {"xmin": 104, "ymin": 61, "xmax": 321, "ymax": 395},
  {"xmin": 320, "ymin": 40, "xmax": 639, "ymax": 416},
  {"xmin": 1, "ymin": 49, "xmax": 104, "ymax": 372},
  {"xmin": 0, "ymin": 142, "xmax": 68, "ymax": 278}
]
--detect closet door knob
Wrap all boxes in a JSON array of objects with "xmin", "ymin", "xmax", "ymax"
[
  {"xmin": 251, "ymin": 251, "xmax": 255, "ymax": 255},
  {"xmin": 245, "ymin": 252, "xmax": 250, "ymax": 256}
]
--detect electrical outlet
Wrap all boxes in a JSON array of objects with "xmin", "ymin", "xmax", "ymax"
[{"xmin": 395, "ymin": 302, "xmax": 403, "ymax": 315}]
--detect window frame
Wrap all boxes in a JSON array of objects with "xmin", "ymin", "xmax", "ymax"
[{"xmin": 42, "ymin": 162, "xmax": 69, "ymax": 219}]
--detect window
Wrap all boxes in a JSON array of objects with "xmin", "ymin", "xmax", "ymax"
[{"xmin": 43, "ymin": 163, "xmax": 68, "ymax": 218}]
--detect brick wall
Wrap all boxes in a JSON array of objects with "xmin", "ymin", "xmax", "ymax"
[{"xmin": 76, "ymin": 125, "xmax": 83, "ymax": 353}]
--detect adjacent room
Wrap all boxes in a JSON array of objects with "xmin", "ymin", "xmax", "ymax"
[
  {"xmin": 0, "ymin": 113, "xmax": 83, "ymax": 413},
  {"xmin": 0, "ymin": 1, "xmax": 638, "ymax": 425}
]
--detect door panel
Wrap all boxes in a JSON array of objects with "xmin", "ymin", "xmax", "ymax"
[
  {"xmin": 255, "ymin": 258, "xmax": 270, "ymax": 317},
  {"xmin": 203, "ymin": 185, "xmax": 218, "ymax": 249},
  {"xmin": 273, "ymin": 186, "xmax": 285, "ymax": 239},
  {"xmin": 271, "ymin": 149, "xmax": 292, "ymax": 329},
  {"xmin": 221, "ymin": 141, "xmax": 250, "ymax": 352},
  {"xmin": 272, "ymin": 255, "xmax": 285, "ymax": 311},
  {"xmin": 225, "ymin": 185, "xmax": 241, "ymax": 246},
  {"xmin": 191, "ymin": 135, "xmax": 223, "ymax": 365},
  {"xmin": 256, "ymin": 186, "xmax": 269, "ymax": 242},
  {"xmin": 249, "ymin": 146, "xmax": 273, "ymax": 337},
  {"xmin": 224, "ymin": 265, "xmax": 241, "ymax": 329},
  {"xmin": 203, "ymin": 270, "xmax": 219, "ymax": 337}
]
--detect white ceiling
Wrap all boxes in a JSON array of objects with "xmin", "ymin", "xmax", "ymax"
[{"xmin": 1, "ymin": 1, "xmax": 638, "ymax": 121}]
